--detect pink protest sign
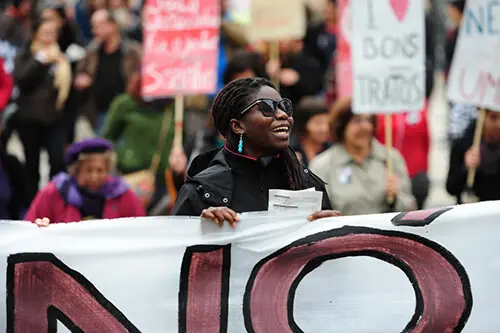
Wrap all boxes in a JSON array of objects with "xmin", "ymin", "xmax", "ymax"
[{"xmin": 142, "ymin": 0, "xmax": 221, "ymax": 97}]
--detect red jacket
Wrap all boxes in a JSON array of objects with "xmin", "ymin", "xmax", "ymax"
[
  {"xmin": 25, "ymin": 182, "xmax": 146, "ymax": 223},
  {"xmin": 375, "ymin": 102, "xmax": 430, "ymax": 178},
  {"xmin": 0, "ymin": 58, "xmax": 13, "ymax": 110}
]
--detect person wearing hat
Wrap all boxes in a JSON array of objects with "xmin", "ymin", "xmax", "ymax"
[
  {"xmin": 26, "ymin": 138, "xmax": 145, "ymax": 225},
  {"xmin": 309, "ymin": 97, "xmax": 416, "ymax": 216}
]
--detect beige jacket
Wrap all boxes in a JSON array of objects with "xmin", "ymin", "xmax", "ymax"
[{"xmin": 309, "ymin": 140, "xmax": 416, "ymax": 216}]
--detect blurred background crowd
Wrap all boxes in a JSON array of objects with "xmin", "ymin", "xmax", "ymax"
[{"xmin": 0, "ymin": 0, "xmax": 496, "ymax": 221}]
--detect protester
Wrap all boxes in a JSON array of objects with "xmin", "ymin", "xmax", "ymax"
[
  {"xmin": 0, "ymin": 57, "xmax": 13, "ymax": 111},
  {"xmin": 292, "ymin": 98, "xmax": 331, "ymax": 167},
  {"xmin": 40, "ymin": 4, "xmax": 83, "ymax": 52},
  {"xmin": 108, "ymin": 0, "xmax": 138, "ymax": 35},
  {"xmin": 27, "ymin": 138, "xmax": 145, "ymax": 225},
  {"xmin": 303, "ymin": 0, "xmax": 337, "ymax": 75},
  {"xmin": 446, "ymin": 110, "xmax": 500, "ymax": 203},
  {"xmin": 74, "ymin": 0, "xmax": 108, "ymax": 44},
  {"xmin": 0, "ymin": 0, "xmax": 31, "ymax": 66},
  {"xmin": 309, "ymin": 97, "xmax": 416, "ymax": 215},
  {"xmin": 375, "ymin": 103, "xmax": 431, "ymax": 209},
  {"xmin": 266, "ymin": 39, "xmax": 323, "ymax": 106},
  {"xmin": 172, "ymin": 78, "xmax": 340, "ymax": 225},
  {"xmin": 75, "ymin": 8, "xmax": 141, "ymax": 132},
  {"xmin": 101, "ymin": 72, "xmax": 187, "ymax": 210},
  {"xmin": 0, "ymin": 0, "xmax": 33, "ymax": 146},
  {"xmin": 41, "ymin": 4, "xmax": 85, "ymax": 146},
  {"xmin": 0, "ymin": 132, "xmax": 28, "ymax": 220},
  {"xmin": 14, "ymin": 18, "xmax": 71, "ymax": 201}
]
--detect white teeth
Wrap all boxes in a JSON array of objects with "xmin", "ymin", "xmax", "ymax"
[{"xmin": 273, "ymin": 127, "xmax": 289, "ymax": 133}]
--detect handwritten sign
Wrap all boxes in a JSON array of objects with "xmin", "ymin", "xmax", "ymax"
[
  {"xmin": 2, "ymin": 202, "xmax": 500, "ymax": 331},
  {"xmin": 249, "ymin": 0, "xmax": 306, "ymax": 42},
  {"xmin": 350, "ymin": 0, "xmax": 425, "ymax": 113},
  {"xmin": 448, "ymin": 0, "xmax": 500, "ymax": 111},
  {"xmin": 141, "ymin": 0, "xmax": 220, "ymax": 97}
]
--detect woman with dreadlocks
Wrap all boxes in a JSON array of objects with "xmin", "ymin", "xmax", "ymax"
[{"xmin": 171, "ymin": 78, "xmax": 339, "ymax": 226}]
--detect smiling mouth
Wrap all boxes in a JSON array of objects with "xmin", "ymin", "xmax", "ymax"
[{"xmin": 272, "ymin": 127, "xmax": 290, "ymax": 134}]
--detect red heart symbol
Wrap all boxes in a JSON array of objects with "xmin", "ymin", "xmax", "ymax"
[{"xmin": 389, "ymin": 0, "xmax": 409, "ymax": 22}]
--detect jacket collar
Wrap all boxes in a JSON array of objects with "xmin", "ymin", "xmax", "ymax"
[{"xmin": 186, "ymin": 149, "xmax": 234, "ymax": 206}]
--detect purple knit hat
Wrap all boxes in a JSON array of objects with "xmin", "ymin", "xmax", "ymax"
[{"xmin": 64, "ymin": 138, "xmax": 114, "ymax": 166}]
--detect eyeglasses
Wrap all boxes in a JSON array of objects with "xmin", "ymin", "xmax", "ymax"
[{"xmin": 240, "ymin": 98, "xmax": 294, "ymax": 117}]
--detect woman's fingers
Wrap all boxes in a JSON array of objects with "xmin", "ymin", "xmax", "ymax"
[
  {"xmin": 212, "ymin": 210, "xmax": 226, "ymax": 226},
  {"xmin": 35, "ymin": 217, "xmax": 50, "ymax": 227},
  {"xmin": 220, "ymin": 210, "xmax": 238, "ymax": 228},
  {"xmin": 225, "ymin": 208, "xmax": 240, "ymax": 223},
  {"xmin": 201, "ymin": 207, "xmax": 240, "ymax": 228},
  {"xmin": 200, "ymin": 209, "xmax": 217, "ymax": 223},
  {"xmin": 308, "ymin": 210, "xmax": 342, "ymax": 221}
]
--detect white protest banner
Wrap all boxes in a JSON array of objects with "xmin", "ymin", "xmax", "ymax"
[
  {"xmin": 248, "ymin": 0, "xmax": 306, "ymax": 42},
  {"xmin": 448, "ymin": 0, "xmax": 500, "ymax": 111},
  {"xmin": 141, "ymin": 0, "xmax": 220, "ymax": 97},
  {"xmin": 4, "ymin": 201, "xmax": 500, "ymax": 331},
  {"xmin": 350, "ymin": 0, "xmax": 425, "ymax": 113}
]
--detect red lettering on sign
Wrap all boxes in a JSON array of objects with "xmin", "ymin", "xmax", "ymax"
[
  {"xmin": 6, "ymin": 253, "xmax": 139, "ymax": 333},
  {"xmin": 244, "ymin": 227, "xmax": 472, "ymax": 332},
  {"xmin": 178, "ymin": 245, "xmax": 231, "ymax": 333},
  {"xmin": 458, "ymin": 67, "xmax": 500, "ymax": 104}
]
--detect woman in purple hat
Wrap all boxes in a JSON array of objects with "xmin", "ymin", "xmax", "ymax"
[{"xmin": 25, "ymin": 138, "xmax": 145, "ymax": 225}]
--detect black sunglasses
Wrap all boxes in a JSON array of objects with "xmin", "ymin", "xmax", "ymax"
[{"xmin": 240, "ymin": 98, "xmax": 294, "ymax": 117}]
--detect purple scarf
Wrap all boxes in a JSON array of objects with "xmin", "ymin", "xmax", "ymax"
[{"xmin": 52, "ymin": 172, "xmax": 129, "ymax": 208}]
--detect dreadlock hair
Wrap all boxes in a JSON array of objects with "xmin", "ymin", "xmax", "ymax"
[{"xmin": 211, "ymin": 77, "xmax": 309, "ymax": 190}]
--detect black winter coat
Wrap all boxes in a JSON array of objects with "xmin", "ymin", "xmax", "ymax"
[
  {"xmin": 172, "ymin": 148, "xmax": 332, "ymax": 216},
  {"xmin": 446, "ymin": 121, "xmax": 500, "ymax": 202},
  {"xmin": 0, "ymin": 149, "xmax": 28, "ymax": 219}
]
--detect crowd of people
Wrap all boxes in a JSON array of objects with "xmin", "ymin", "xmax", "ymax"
[{"xmin": 0, "ymin": 0, "xmax": 498, "ymax": 226}]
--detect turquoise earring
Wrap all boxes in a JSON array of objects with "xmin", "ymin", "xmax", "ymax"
[{"xmin": 238, "ymin": 134, "xmax": 243, "ymax": 153}]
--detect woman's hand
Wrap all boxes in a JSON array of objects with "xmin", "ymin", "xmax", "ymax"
[
  {"xmin": 74, "ymin": 73, "xmax": 92, "ymax": 90},
  {"xmin": 308, "ymin": 210, "xmax": 341, "ymax": 221},
  {"xmin": 34, "ymin": 217, "xmax": 50, "ymax": 227},
  {"xmin": 280, "ymin": 69, "xmax": 300, "ymax": 86},
  {"xmin": 465, "ymin": 147, "xmax": 481, "ymax": 169},
  {"xmin": 201, "ymin": 207, "xmax": 240, "ymax": 228},
  {"xmin": 386, "ymin": 174, "xmax": 400, "ymax": 199},
  {"xmin": 266, "ymin": 59, "xmax": 280, "ymax": 77},
  {"xmin": 169, "ymin": 147, "xmax": 187, "ymax": 174},
  {"xmin": 43, "ymin": 45, "xmax": 62, "ymax": 63}
]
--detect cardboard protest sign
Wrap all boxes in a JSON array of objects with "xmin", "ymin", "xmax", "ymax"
[
  {"xmin": 248, "ymin": 0, "xmax": 306, "ymax": 42},
  {"xmin": 448, "ymin": 0, "xmax": 500, "ymax": 111},
  {"xmin": 141, "ymin": 0, "xmax": 220, "ymax": 97},
  {"xmin": 2, "ymin": 202, "xmax": 500, "ymax": 331},
  {"xmin": 350, "ymin": 0, "xmax": 425, "ymax": 113}
]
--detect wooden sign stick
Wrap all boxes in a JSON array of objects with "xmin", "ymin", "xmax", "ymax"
[
  {"xmin": 466, "ymin": 108, "xmax": 486, "ymax": 188},
  {"xmin": 165, "ymin": 95, "xmax": 185, "ymax": 209},
  {"xmin": 269, "ymin": 41, "xmax": 280, "ymax": 91},
  {"xmin": 385, "ymin": 113, "xmax": 394, "ymax": 205}
]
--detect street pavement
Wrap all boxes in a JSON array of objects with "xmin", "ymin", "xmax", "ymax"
[{"xmin": 6, "ymin": 73, "xmax": 456, "ymax": 209}]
